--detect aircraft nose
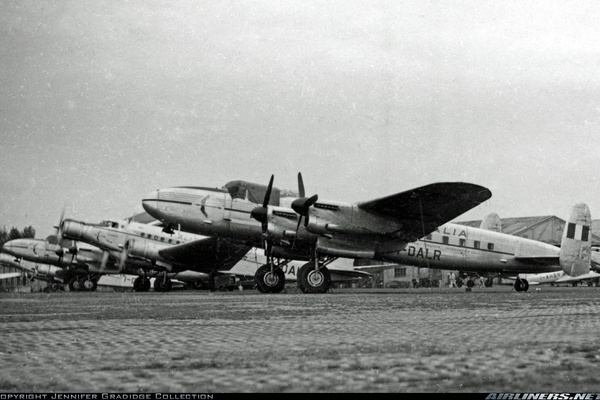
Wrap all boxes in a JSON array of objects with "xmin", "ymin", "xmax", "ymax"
[
  {"xmin": 1, "ymin": 239, "xmax": 27, "ymax": 257},
  {"xmin": 142, "ymin": 190, "xmax": 160, "ymax": 215}
]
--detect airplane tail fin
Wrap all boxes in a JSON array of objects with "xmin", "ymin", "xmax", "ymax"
[
  {"xmin": 479, "ymin": 213, "xmax": 502, "ymax": 232},
  {"xmin": 559, "ymin": 203, "xmax": 592, "ymax": 277}
]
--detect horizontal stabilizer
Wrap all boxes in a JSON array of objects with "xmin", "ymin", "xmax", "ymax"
[{"xmin": 513, "ymin": 255, "xmax": 560, "ymax": 265}]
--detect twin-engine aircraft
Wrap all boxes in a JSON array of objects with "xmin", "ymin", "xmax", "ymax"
[
  {"xmin": 57, "ymin": 216, "xmax": 252, "ymax": 291},
  {"xmin": 355, "ymin": 203, "xmax": 594, "ymax": 292},
  {"xmin": 142, "ymin": 174, "xmax": 493, "ymax": 293}
]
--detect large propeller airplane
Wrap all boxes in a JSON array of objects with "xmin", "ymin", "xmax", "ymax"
[
  {"xmin": 56, "ymin": 215, "xmax": 252, "ymax": 292},
  {"xmin": 0, "ymin": 252, "xmax": 66, "ymax": 291},
  {"xmin": 0, "ymin": 238, "xmax": 127, "ymax": 291},
  {"xmin": 142, "ymin": 173, "xmax": 493, "ymax": 293}
]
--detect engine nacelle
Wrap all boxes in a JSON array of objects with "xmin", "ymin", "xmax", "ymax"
[
  {"xmin": 126, "ymin": 239, "xmax": 170, "ymax": 263},
  {"xmin": 305, "ymin": 216, "xmax": 361, "ymax": 236},
  {"xmin": 266, "ymin": 206, "xmax": 318, "ymax": 245}
]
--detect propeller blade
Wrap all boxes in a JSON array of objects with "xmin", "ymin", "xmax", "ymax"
[
  {"xmin": 292, "ymin": 215, "xmax": 303, "ymax": 249},
  {"xmin": 263, "ymin": 174, "xmax": 274, "ymax": 208},
  {"xmin": 118, "ymin": 240, "xmax": 130, "ymax": 272},
  {"xmin": 100, "ymin": 251, "xmax": 110, "ymax": 272},
  {"xmin": 297, "ymin": 172, "xmax": 305, "ymax": 198},
  {"xmin": 53, "ymin": 206, "xmax": 66, "ymax": 248}
]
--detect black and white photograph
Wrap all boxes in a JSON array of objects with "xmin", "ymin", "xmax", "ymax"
[{"xmin": 1, "ymin": 0, "xmax": 600, "ymax": 394}]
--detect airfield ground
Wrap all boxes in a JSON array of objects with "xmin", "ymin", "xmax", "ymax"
[{"xmin": 1, "ymin": 285, "xmax": 599, "ymax": 393}]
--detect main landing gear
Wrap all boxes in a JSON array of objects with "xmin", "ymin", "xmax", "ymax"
[
  {"xmin": 255, "ymin": 264, "xmax": 285, "ymax": 293},
  {"xmin": 514, "ymin": 277, "xmax": 529, "ymax": 292},
  {"xmin": 297, "ymin": 259, "xmax": 333, "ymax": 294},
  {"xmin": 133, "ymin": 276, "xmax": 151, "ymax": 292},
  {"xmin": 153, "ymin": 272, "xmax": 173, "ymax": 292},
  {"xmin": 67, "ymin": 274, "xmax": 99, "ymax": 292}
]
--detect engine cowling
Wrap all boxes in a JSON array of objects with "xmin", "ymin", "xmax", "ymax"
[{"xmin": 126, "ymin": 239, "xmax": 170, "ymax": 263}]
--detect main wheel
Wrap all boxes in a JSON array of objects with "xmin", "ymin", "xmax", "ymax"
[
  {"xmin": 134, "ymin": 277, "xmax": 150, "ymax": 292},
  {"xmin": 255, "ymin": 264, "xmax": 285, "ymax": 293},
  {"xmin": 83, "ymin": 279, "xmax": 96, "ymax": 291},
  {"xmin": 154, "ymin": 278, "xmax": 172, "ymax": 292},
  {"xmin": 72, "ymin": 278, "xmax": 84, "ymax": 291},
  {"xmin": 67, "ymin": 277, "xmax": 78, "ymax": 292},
  {"xmin": 298, "ymin": 262, "xmax": 331, "ymax": 294},
  {"xmin": 484, "ymin": 277, "xmax": 494, "ymax": 287},
  {"xmin": 191, "ymin": 281, "xmax": 203, "ymax": 290},
  {"xmin": 514, "ymin": 278, "xmax": 530, "ymax": 292}
]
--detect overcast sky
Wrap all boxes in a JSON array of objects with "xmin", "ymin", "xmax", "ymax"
[{"xmin": 1, "ymin": 0, "xmax": 600, "ymax": 238}]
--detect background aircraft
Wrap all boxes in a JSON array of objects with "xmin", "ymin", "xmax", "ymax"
[
  {"xmin": 58, "ymin": 215, "xmax": 252, "ymax": 292},
  {"xmin": 142, "ymin": 173, "xmax": 492, "ymax": 294},
  {"xmin": 0, "ymin": 236, "xmax": 159, "ymax": 291},
  {"xmin": 514, "ymin": 270, "xmax": 600, "ymax": 287},
  {"xmin": 0, "ymin": 252, "xmax": 65, "ymax": 291}
]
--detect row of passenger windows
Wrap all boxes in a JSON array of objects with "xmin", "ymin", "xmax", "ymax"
[
  {"xmin": 139, "ymin": 232, "xmax": 181, "ymax": 244},
  {"xmin": 424, "ymin": 234, "xmax": 495, "ymax": 251}
]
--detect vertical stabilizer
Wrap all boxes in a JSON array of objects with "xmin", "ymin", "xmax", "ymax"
[
  {"xmin": 479, "ymin": 213, "xmax": 502, "ymax": 232},
  {"xmin": 560, "ymin": 203, "xmax": 592, "ymax": 276}
]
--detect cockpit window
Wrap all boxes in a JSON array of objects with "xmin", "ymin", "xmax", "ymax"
[{"xmin": 224, "ymin": 180, "xmax": 282, "ymax": 205}]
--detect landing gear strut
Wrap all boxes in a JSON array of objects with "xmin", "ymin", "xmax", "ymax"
[
  {"xmin": 153, "ymin": 273, "xmax": 172, "ymax": 292},
  {"xmin": 297, "ymin": 260, "xmax": 331, "ymax": 294},
  {"xmin": 514, "ymin": 278, "xmax": 529, "ymax": 292},
  {"xmin": 255, "ymin": 264, "xmax": 285, "ymax": 293},
  {"xmin": 133, "ymin": 276, "xmax": 151, "ymax": 292}
]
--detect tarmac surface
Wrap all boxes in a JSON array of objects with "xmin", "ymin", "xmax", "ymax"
[{"xmin": 1, "ymin": 284, "xmax": 600, "ymax": 393}]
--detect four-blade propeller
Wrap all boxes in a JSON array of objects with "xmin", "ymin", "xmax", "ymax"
[{"xmin": 249, "ymin": 173, "xmax": 319, "ymax": 251}]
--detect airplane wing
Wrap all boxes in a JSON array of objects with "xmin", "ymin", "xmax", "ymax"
[
  {"xmin": 158, "ymin": 238, "xmax": 252, "ymax": 272},
  {"xmin": 0, "ymin": 272, "xmax": 21, "ymax": 280},
  {"xmin": 356, "ymin": 182, "xmax": 492, "ymax": 240},
  {"xmin": 513, "ymin": 255, "xmax": 560, "ymax": 265}
]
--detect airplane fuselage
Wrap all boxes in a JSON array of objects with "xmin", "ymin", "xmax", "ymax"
[
  {"xmin": 381, "ymin": 222, "xmax": 561, "ymax": 274},
  {"xmin": 143, "ymin": 187, "xmax": 561, "ymax": 275}
]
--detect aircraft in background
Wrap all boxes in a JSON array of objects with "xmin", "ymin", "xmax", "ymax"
[
  {"xmin": 0, "ymin": 237, "xmax": 152, "ymax": 291},
  {"xmin": 515, "ymin": 270, "xmax": 600, "ymax": 287},
  {"xmin": 354, "ymin": 203, "xmax": 593, "ymax": 292},
  {"xmin": 142, "ymin": 173, "xmax": 492, "ymax": 293},
  {"xmin": 57, "ymin": 215, "xmax": 252, "ymax": 292},
  {"xmin": 0, "ymin": 252, "xmax": 66, "ymax": 291}
]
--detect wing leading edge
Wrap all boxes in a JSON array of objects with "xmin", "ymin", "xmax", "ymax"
[{"xmin": 356, "ymin": 182, "xmax": 492, "ymax": 240}]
